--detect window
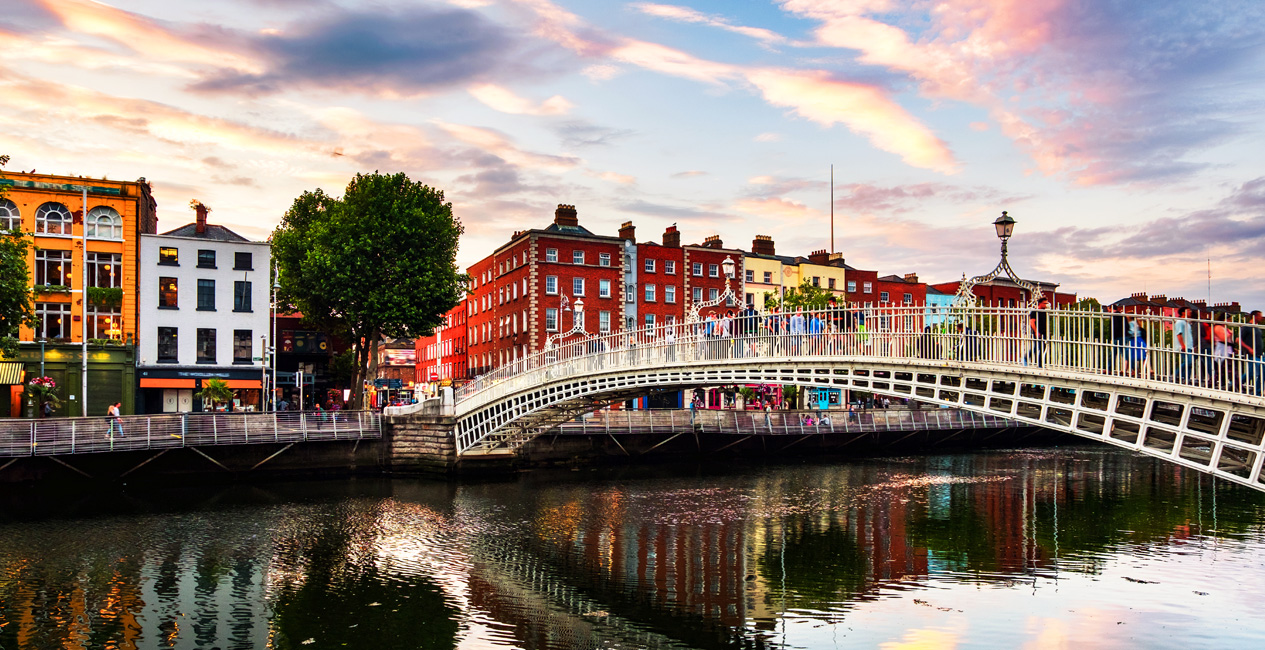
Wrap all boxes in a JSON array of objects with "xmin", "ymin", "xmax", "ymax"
[
  {"xmin": 35, "ymin": 249, "xmax": 71, "ymax": 286},
  {"xmin": 87, "ymin": 252, "xmax": 122, "ymax": 288},
  {"xmin": 197, "ymin": 249, "xmax": 216, "ymax": 268},
  {"xmin": 625, "ymin": 284, "xmax": 635, "ymax": 303},
  {"xmin": 828, "ymin": 278, "xmax": 836, "ymax": 290},
  {"xmin": 880, "ymin": 291, "xmax": 890, "ymax": 302},
  {"xmin": 645, "ymin": 313, "xmax": 656, "ymax": 327},
  {"xmin": 745, "ymin": 292, "xmax": 754, "ymax": 307},
  {"xmin": 745, "ymin": 269, "xmax": 754, "ymax": 283},
  {"xmin": 599, "ymin": 253, "xmax": 611, "ymax": 267},
  {"xmin": 645, "ymin": 258, "xmax": 656, "ymax": 273},
  {"xmin": 196, "ymin": 328, "xmax": 216, "ymax": 363},
  {"xmin": 665, "ymin": 261, "xmax": 676, "ymax": 275},
  {"xmin": 572, "ymin": 250, "xmax": 584, "ymax": 264},
  {"xmin": 86, "ymin": 206, "xmax": 122, "ymax": 239},
  {"xmin": 545, "ymin": 248, "xmax": 558, "ymax": 262},
  {"xmin": 709, "ymin": 288, "xmax": 718, "ymax": 301},
  {"xmin": 693, "ymin": 287, "xmax": 702, "ymax": 302},
  {"xmin": 645, "ymin": 284, "xmax": 656, "ymax": 302},
  {"xmin": 763, "ymin": 271, "xmax": 773, "ymax": 284},
  {"xmin": 546, "ymin": 308, "xmax": 558, "ymax": 331},
  {"xmin": 573, "ymin": 277, "xmax": 584, "ymax": 296},
  {"xmin": 692, "ymin": 262, "xmax": 702, "ymax": 276},
  {"xmin": 34, "ymin": 302, "xmax": 70, "ymax": 339},
  {"xmin": 88, "ymin": 307, "xmax": 122, "ymax": 340},
  {"xmin": 234, "ymin": 281, "xmax": 252, "ymax": 312},
  {"xmin": 159, "ymin": 247, "xmax": 179, "ymax": 266},
  {"xmin": 847, "ymin": 280, "xmax": 857, "ymax": 292},
  {"xmin": 864, "ymin": 282, "xmax": 873, "ymax": 294},
  {"xmin": 159, "ymin": 277, "xmax": 178, "ymax": 309},
  {"xmin": 0, "ymin": 199, "xmax": 18, "ymax": 231},
  {"xmin": 197, "ymin": 279, "xmax": 215, "ymax": 311},
  {"xmin": 157, "ymin": 327, "xmax": 178, "ymax": 363},
  {"xmin": 812, "ymin": 276, "xmax": 820, "ymax": 287},
  {"xmin": 599, "ymin": 311, "xmax": 611, "ymax": 333},
  {"xmin": 233, "ymin": 330, "xmax": 253, "ymax": 364},
  {"xmin": 599, "ymin": 279, "xmax": 611, "ymax": 298},
  {"xmin": 708, "ymin": 264, "xmax": 718, "ymax": 277},
  {"xmin": 665, "ymin": 285, "xmax": 676, "ymax": 303},
  {"xmin": 234, "ymin": 252, "xmax": 253, "ymax": 270},
  {"xmin": 35, "ymin": 202, "xmax": 72, "ymax": 235},
  {"xmin": 904, "ymin": 293, "xmax": 913, "ymax": 304},
  {"xmin": 545, "ymin": 276, "xmax": 558, "ymax": 295}
]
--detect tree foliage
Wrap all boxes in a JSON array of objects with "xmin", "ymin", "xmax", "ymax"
[
  {"xmin": 272, "ymin": 172, "xmax": 466, "ymax": 408},
  {"xmin": 197, "ymin": 378, "xmax": 234, "ymax": 408},
  {"xmin": 764, "ymin": 280, "xmax": 834, "ymax": 311},
  {"xmin": 1, "ymin": 153, "xmax": 34, "ymax": 358}
]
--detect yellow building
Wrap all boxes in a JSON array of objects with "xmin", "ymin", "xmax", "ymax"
[
  {"xmin": 0, "ymin": 171, "xmax": 157, "ymax": 416},
  {"xmin": 741, "ymin": 236, "xmax": 848, "ymax": 311}
]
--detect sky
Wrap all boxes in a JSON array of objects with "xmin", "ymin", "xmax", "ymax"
[{"xmin": 2, "ymin": 0, "xmax": 1264, "ymax": 306}]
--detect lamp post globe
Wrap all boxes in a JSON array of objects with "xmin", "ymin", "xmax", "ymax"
[
  {"xmin": 722, "ymin": 255, "xmax": 735, "ymax": 279},
  {"xmin": 993, "ymin": 210, "xmax": 1016, "ymax": 241},
  {"xmin": 573, "ymin": 298, "xmax": 584, "ymax": 315}
]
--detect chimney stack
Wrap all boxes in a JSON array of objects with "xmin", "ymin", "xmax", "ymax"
[
  {"xmin": 194, "ymin": 202, "xmax": 208, "ymax": 234},
  {"xmin": 554, "ymin": 204, "xmax": 578, "ymax": 227},
  {"xmin": 751, "ymin": 235, "xmax": 775, "ymax": 256},
  {"xmin": 808, "ymin": 249, "xmax": 829, "ymax": 265},
  {"xmin": 904, "ymin": 273, "xmax": 919, "ymax": 283},
  {"xmin": 703, "ymin": 235, "xmax": 723, "ymax": 249},
  {"xmin": 619, "ymin": 221, "xmax": 636, "ymax": 243},
  {"xmin": 663, "ymin": 225, "xmax": 680, "ymax": 248}
]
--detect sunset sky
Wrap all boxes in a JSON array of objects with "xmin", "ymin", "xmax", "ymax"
[{"xmin": 3, "ymin": 0, "xmax": 1263, "ymax": 305}]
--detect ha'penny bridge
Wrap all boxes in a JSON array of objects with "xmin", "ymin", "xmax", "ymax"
[{"xmin": 442, "ymin": 304, "xmax": 1265, "ymax": 492}]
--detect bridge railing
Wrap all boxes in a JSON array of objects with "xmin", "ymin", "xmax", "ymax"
[
  {"xmin": 558, "ymin": 407, "xmax": 1011, "ymax": 436},
  {"xmin": 0, "ymin": 410, "xmax": 382, "ymax": 457},
  {"xmin": 455, "ymin": 304, "xmax": 1265, "ymax": 413}
]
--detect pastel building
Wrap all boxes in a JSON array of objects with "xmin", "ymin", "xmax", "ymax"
[{"xmin": 135, "ymin": 204, "xmax": 271, "ymax": 413}]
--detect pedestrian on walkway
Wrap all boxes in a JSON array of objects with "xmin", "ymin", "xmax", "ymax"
[
  {"xmin": 1025, "ymin": 298, "xmax": 1050, "ymax": 367},
  {"xmin": 107, "ymin": 402, "xmax": 124, "ymax": 438}
]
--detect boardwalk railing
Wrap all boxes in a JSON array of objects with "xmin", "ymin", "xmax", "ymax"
[
  {"xmin": 0, "ymin": 410, "xmax": 382, "ymax": 458},
  {"xmin": 456, "ymin": 304, "xmax": 1265, "ymax": 415},
  {"xmin": 558, "ymin": 407, "xmax": 1012, "ymax": 436}
]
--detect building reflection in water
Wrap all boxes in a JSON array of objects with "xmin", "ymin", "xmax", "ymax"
[{"xmin": 2, "ymin": 451, "xmax": 1263, "ymax": 649}]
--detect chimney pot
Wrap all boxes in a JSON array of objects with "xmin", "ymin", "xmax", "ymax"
[
  {"xmin": 554, "ymin": 204, "xmax": 579, "ymax": 227},
  {"xmin": 751, "ymin": 235, "xmax": 775, "ymax": 256},
  {"xmin": 663, "ymin": 225, "xmax": 680, "ymax": 248},
  {"xmin": 618, "ymin": 221, "xmax": 636, "ymax": 243}
]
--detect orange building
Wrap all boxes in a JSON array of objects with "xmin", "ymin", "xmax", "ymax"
[{"xmin": 0, "ymin": 171, "xmax": 157, "ymax": 416}]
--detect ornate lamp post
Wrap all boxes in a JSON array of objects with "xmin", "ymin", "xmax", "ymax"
[
  {"xmin": 687, "ymin": 255, "xmax": 737, "ymax": 323},
  {"xmin": 953, "ymin": 211, "xmax": 1043, "ymax": 308},
  {"xmin": 546, "ymin": 298, "xmax": 586, "ymax": 349}
]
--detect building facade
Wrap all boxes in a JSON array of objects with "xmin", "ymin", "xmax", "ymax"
[
  {"xmin": 135, "ymin": 205, "xmax": 271, "ymax": 413},
  {"xmin": 1, "ymin": 171, "xmax": 156, "ymax": 417},
  {"xmin": 416, "ymin": 298, "xmax": 468, "ymax": 391}
]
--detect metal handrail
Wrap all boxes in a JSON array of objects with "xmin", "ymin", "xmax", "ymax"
[
  {"xmin": 455, "ymin": 304, "xmax": 1265, "ymax": 416},
  {"xmin": 556, "ymin": 407, "xmax": 1008, "ymax": 436},
  {"xmin": 0, "ymin": 410, "xmax": 381, "ymax": 457}
]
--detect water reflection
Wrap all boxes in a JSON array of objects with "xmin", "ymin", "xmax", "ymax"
[{"xmin": 1, "ymin": 449, "xmax": 1264, "ymax": 649}]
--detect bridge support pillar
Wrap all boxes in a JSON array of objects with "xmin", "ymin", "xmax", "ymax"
[{"xmin": 384, "ymin": 414, "xmax": 458, "ymax": 475}]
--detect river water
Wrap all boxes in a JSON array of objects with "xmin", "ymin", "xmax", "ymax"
[{"xmin": 2, "ymin": 447, "xmax": 1264, "ymax": 649}]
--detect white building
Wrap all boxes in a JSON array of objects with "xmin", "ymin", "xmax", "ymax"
[{"xmin": 136, "ymin": 206, "xmax": 271, "ymax": 412}]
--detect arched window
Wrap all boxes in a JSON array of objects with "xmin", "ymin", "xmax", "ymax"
[
  {"xmin": 86, "ymin": 206, "xmax": 123, "ymax": 239},
  {"xmin": 0, "ymin": 199, "xmax": 18, "ymax": 231},
  {"xmin": 35, "ymin": 202, "xmax": 72, "ymax": 235}
]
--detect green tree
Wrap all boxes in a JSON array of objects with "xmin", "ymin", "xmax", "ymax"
[
  {"xmin": 766, "ymin": 280, "xmax": 834, "ymax": 311},
  {"xmin": 272, "ymin": 172, "xmax": 466, "ymax": 409},
  {"xmin": 1, "ymin": 153, "xmax": 35, "ymax": 358}
]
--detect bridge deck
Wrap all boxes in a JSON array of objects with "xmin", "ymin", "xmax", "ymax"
[{"xmin": 557, "ymin": 407, "xmax": 1012, "ymax": 436}]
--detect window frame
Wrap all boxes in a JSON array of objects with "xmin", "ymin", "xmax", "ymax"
[
  {"xmin": 197, "ymin": 249, "xmax": 217, "ymax": 269},
  {"xmin": 233, "ymin": 280, "xmax": 253, "ymax": 312},
  {"xmin": 644, "ymin": 258, "xmax": 656, "ymax": 273},
  {"xmin": 692, "ymin": 262, "xmax": 703, "ymax": 276},
  {"xmin": 158, "ymin": 277, "xmax": 179, "ymax": 309},
  {"xmin": 233, "ymin": 252, "xmax": 253, "ymax": 271},
  {"xmin": 158, "ymin": 247, "xmax": 179, "ymax": 266},
  {"xmin": 0, "ymin": 199, "xmax": 19, "ymax": 231},
  {"xmin": 157, "ymin": 327, "xmax": 179, "ymax": 363},
  {"xmin": 196, "ymin": 279, "xmax": 216, "ymax": 311},
  {"xmin": 545, "ymin": 276, "xmax": 558, "ymax": 295},
  {"xmin": 665, "ymin": 285, "xmax": 676, "ymax": 304},
  {"xmin": 572, "ymin": 250, "xmax": 584, "ymax": 265},
  {"xmin": 85, "ymin": 206, "xmax": 123, "ymax": 240},
  {"xmin": 572, "ymin": 277, "xmax": 585, "ymax": 296},
  {"xmin": 196, "ymin": 328, "xmax": 217, "ymax": 364},
  {"xmin": 599, "ymin": 279, "xmax": 611, "ymax": 298},
  {"xmin": 665, "ymin": 260, "xmax": 676, "ymax": 275},
  {"xmin": 233, "ymin": 330, "xmax": 253, "ymax": 364},
  {"xmin": 545, "ymin": 248, "xmax": 558, "ymax": 263},
  {"xmin": 545, "ymin": 308, "xmax": 559, "ymax": 332},
  {"xmin": 708, "ymin": 264, "xmax": 718, "ymax": 278},
  {"xmin": 880, "ymin": 291, "xmax": 890, "ymax": 303},
  {"xmin": 34, "ymin": 202, "xmax": 72, "ymax": 235},
  {"xmin": 644, "ymin": 284, "xmax": 656, "ymax": 303}
]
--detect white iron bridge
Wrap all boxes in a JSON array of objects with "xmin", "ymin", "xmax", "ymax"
[{"xmin": 450, "ymin": 305, "xmax": 1265, "ymax": 492}]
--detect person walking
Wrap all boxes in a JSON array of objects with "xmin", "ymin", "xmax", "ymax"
[
  {"xmin": 789, "ymin": 307, "xmax": 806, "ymax": 356},
  {"xmin": 1108, "ymin": 306, "xmax": 1127, "ymax": 374},
  {"xmin": 1025, "ymin": 298, "xmax": 1050, "ymax": 368},
  {"xmin": 1243, "ymin": 310, "xmax": 1264, "ymax": 395},
  {"xmin": 106, "ymin": 402, "xmax": 124, "ymax": 438},
  {"xmin": 1172, "ymin": 307, "xmax": 1195, "ymax": 384}
]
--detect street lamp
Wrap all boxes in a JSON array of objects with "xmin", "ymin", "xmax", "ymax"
[
  {"xmin": 687, "ymin": 255, "xmax": 738, "ymax": 323},
  {"xmin": 953, "ymin": 210, "xmax": 1043, "ymax": 308},
  {"xmin": 546, "ymin": 298, "xmax": 586, "ymax": 349}
]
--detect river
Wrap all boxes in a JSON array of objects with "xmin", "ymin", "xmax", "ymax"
[{"xmin": 2, "ymin": 447, "xmax": 1264, "ymax": 649}]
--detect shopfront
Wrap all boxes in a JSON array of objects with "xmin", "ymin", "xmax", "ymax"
[{"xmin": 137, "ymin": 368, "xmax": 265, "ymax": 413}]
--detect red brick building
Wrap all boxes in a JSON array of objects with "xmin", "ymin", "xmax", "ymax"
[
  {"xmin": 415, "ymin": 297, "xmax": 468, "ymax": 387},
  {"xmin": 929, "ymin": 277, "xmax": 1076, "ymax": 308}
]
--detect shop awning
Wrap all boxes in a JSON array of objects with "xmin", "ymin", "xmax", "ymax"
[
  {"xmin": 140, "ymin": 378, "xmax": 261, "ymax": 389},
  {"xmin": 0, "ymin": 362, "xmax": 24, "ymax": 385}
]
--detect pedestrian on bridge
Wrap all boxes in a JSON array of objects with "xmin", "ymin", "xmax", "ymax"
[
  {"xmin": 1243, "ymin": 310, "xmax": 1264, "ymax": 395},
  {"xmin": 1026, "ymin": 298, "xmax": 1050, "ymax": 368},
  {"xmin": 106, "ymin": 402, "xmax": 124, "ymax": 438},
  {"xmin": 1173, "ymin": 308, "xmax": 1196, "ymax": 384}
]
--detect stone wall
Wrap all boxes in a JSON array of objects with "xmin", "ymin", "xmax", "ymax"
[{"xmin": 383, "ymin": 414, "xmax": 457, "ymax": 474}]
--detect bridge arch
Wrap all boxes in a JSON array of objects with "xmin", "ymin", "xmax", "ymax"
[{"xmin": 453, "ymin": 305, "xmax": 1265, "ymax": 492}]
